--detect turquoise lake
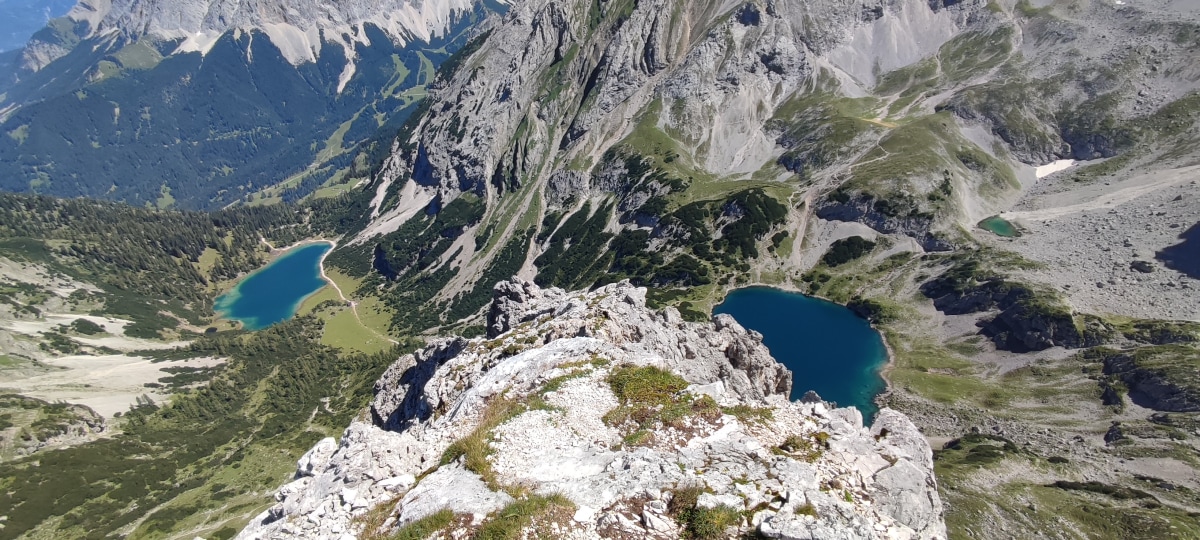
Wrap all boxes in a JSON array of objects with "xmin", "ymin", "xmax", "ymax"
[
  {"xmin": 214, "ymin": 242, "xmax": 332, "ymax": 331},
  {"xmin": 714, "ymin": 287, "xmax": 889, "ymax": 421},
  {"xmin": 978, "ymin": 215, "xmax": 1020, "ymax": 237}
]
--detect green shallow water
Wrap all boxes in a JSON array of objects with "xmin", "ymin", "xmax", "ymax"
[
  {"xmin": 978, "ymin": 216, "xmax": 1020, "ymax": 237},
  {"xmin": 714, "ymin": 287, "xmax": 889, "ymax": 422},
  {"xmin": 214, "ymin": 242, "xmax": 332, "ymax": 331}
]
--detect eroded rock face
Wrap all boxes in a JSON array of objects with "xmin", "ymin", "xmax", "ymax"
[
  {"xmin": 816, "ymin": 194, "xmax": 954, "ymax": 253},
  {"xmin": 238, "ymin": 280, "xmax": 945, "ymax": 540},
  {"xmin": 1103, "ymin": 352, "xmax": 1200, "ymax": 413},
  {"xmin": 366, "ymin": 0, "xmax": 985, "ymax": 225},
  {"xmin": 481, "ymin": 279, "xmax": 791, "ymax": 401}
]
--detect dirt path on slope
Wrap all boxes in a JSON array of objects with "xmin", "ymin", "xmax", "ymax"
[{"xmin": 1002, "ymin": 165, "xmax": 1199, "ymax": 221}]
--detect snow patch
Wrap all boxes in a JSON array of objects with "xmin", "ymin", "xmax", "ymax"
[
  {"xmin": 1035, "ymin": 159, "xmax": 1076, "ymax": 179},
  {"xmin": 354, "ymin": 180, "xmax": 436, "ymax": 244},
  {"xmin": 174, "ymin": 30, "xmax": 223, "ymax": 56}
]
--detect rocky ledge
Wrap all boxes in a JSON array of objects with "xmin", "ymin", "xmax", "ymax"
[{"xmin": 237, "ymin": 280, "xmax": 945, "ymax": 540}]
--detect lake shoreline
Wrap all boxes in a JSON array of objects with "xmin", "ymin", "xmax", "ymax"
[
  {"xmin": 214, "ymin": 241, "xmax": 335, "ymax": 331},
  {"xmin": 216, "ymin": 238, "xmax": 339, "ymax": 330},
  {"xmin": 713, "ymin": 285, "xmax": 890, "ymax": 420},
  {"xmin": 714, "ymin": 282, "xmax": 898, "ymax": 400}
]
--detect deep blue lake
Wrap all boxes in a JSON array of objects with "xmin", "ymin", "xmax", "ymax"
[
  {"xmin": 214, "ymin": 242, "xmax": 331, "ymax": 331},
  {"xmin": 714, "ymin": 287, "xmax": 889, "ymax": 421}
]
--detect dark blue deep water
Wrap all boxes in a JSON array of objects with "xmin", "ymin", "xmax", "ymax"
[
  {"xmin": 714, "ymin": 287, "xmax": 889, "ymax": 421},
  {"xmin": 214, "ymin": 242, "xmax": 331, "ymax": 331}
]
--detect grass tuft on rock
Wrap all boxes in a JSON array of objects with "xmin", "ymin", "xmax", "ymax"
[
  {"xmin": 667, "ymin": 485, "xmax": 742, "ymax": 539},
  {"xmin": 773, "ymin": 432, "xmax": 830, "ymax": 462},
  {"xmin": 389, "ymin": 509, "xmax": 456, "ymax": 540},
  {"xmin": 720, "ymin": 404, "xmax": 775, "ymax": 425},
  {"xmin": 608, "ymin": 365, "xmax": 689, "ymax": 404},
  {"xmin": 603, "ymin": 365, "xmax": 721, "ymax": 445},
  {"xmin": 473, "ymin": 494, "xmax": 574, "ymax": 540},
  {"xmin": 440, "ymin": 397, "xmax": 532, "ymax": 489}
]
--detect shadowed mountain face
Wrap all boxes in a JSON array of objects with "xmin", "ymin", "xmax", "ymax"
[
  {"xmin": 0, "ymin": 0, "xmax": 505, "ymax": 209},
  {"xmin": 0, "ymin": 0, "xmax": 74, "ymax": 52},
  {"xmin": 1158, "ymin": 222, "xmax": 1200, "ymax": 279},
  {"xmin": 0, "ymin": 26, "xmax": 434, "ymax": 209}
]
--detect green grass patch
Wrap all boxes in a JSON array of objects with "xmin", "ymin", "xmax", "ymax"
[
  {"xmin": 320, "ymin": 306, "xmax": 394, "ymax": 355},
  {"xmin": 112, "ymin": 40, "xmax": 164, "ymax": 70},
  {"xmin": 607, "ymin": 365, "xmax": 688, "ymax": 404},
  {"xmin": 132, "ymin": 442, "xmax": 298, "ymax": 538},
  {"xmin": 602, "ymin": 365, "xmax": 721, "ymax": 445},
  {"xmin": 8, "ymin": 124, "xmax": 29, "ymax": 144},
  {"xmin": 720, "ymin": 405, "xmax": 774, "ymax": 425},
  {"xmin": 298, "ymin": 286, "xmax": 341, "ymax": 315},
  {"xmin": 847, "ymin": 113, "xmax": 956, "ymax": 191},
  {"xmin": 946, "ymin": 478, "xmax": 1197, "ymax": 540},
  {"xmin": 155, "ymin": 185, "xmax": 175, "ymax": 210},
  {"xmin": 538, "ymin": 369, "xmax": 592, "ymax": 395},
  {"xmin": 390, "ymin": 509, "xmax": 455, "ymax": 540},
  {"xmin": 667, "ymin": 485, "xmax": 742, "ymax": 540},
  {"xmin": 383, "ymin": 54, "xmax": 415, "ymax": 97},
  {"xmin": 1015, "ymin": 0, "xmax": 1053, "ymax": 17},
  {"xmin": 884, "ymin": 330, "xmax": 1005, "ymax": 406},
  {"xmin": 473, "ymin": 494, "xmax": 574, "ymax": 540},
  {"xmin": 1064, "ymin": 153, "xmax": 1135, "ymax": 184},
  {"xmin": 197, "ymin": 248, "xmax": 221, "ymax": 278}
]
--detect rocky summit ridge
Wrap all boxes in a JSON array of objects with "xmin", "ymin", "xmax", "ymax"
[{"xmin": 237, "ymin": 280, "xmax": 945, "ymax": 540}]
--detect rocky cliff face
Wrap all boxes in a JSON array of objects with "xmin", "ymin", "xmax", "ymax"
[
  {"xmin": 1102, "ymin": 348, "xmax": 1200, "ymax": 413},
  {"xmin": 27, "ymin": 0, "xmax": 491, "ymax": 71},
  {"xmin": 348, "ymin": 0, "xmax": 1008, "ymax": 327},
  {"xmin": 237, "ymin": 280, "xmax": 944, "ymax": 539},
  {"xmin": 369, "ymin": 0, "xmax": 980, "ymax": 212},
  {"xmin": 354, "ymin": 0, "xmax": 1200, "ymax": 295}
]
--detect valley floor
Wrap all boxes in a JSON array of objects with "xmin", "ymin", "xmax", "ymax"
[{"xmin": 999, "ymin": 163, "xmax": 1199, "ymax": 321}]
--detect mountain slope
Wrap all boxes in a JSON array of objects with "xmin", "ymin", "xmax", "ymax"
[
  {"xmin": 332, "ymin": 0, "xmax": 1200, "ymax": 333},
  {"xmin": 314, "ymin": 0, "xmax": 1200, "ymax": 537},
  {"xmin": 0, "ymin": 0, "xmax": 507, "ymax": 209},
  {"xmin": 27, "ymin": 0, "xmax": 487, "ymax": 72},
  {"xmin": 329, "ymin": 0, "xmax": 1026, "ymax": 331}
]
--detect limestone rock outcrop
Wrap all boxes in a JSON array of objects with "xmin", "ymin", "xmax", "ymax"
[{"xmin": 238, "ymin": 280, "xmax": 945, "ymax": 540}]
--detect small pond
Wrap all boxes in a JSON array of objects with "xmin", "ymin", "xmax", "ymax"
[{"xmin": 978, "ymin": 215, "xmax": 1020, "ymax": 237}]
